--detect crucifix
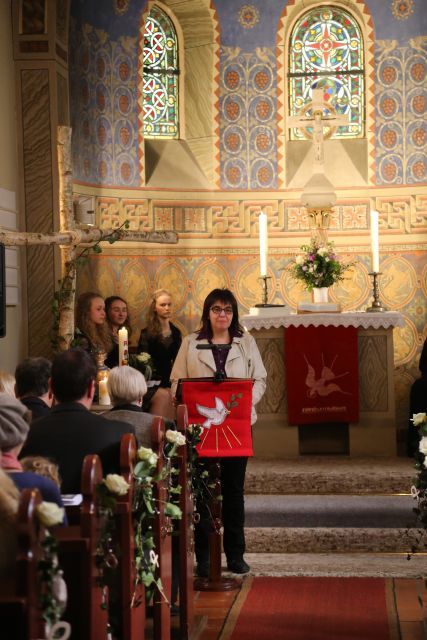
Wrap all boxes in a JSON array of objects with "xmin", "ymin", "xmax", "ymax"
[
  {"xmin": 0, "ymin": 126, "xmax": 178, "ymax": 351},
  {"xmin": 288, "ymin": 88, "xmax": 349, "ymax": 242}
]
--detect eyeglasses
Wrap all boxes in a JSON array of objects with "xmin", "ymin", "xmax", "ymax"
[{"xmin": 210, "ymin": 306, "xmax": 233, "ymax": 316}]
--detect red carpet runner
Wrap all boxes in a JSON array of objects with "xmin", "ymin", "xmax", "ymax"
[{"xmin": 220, "ymin": 577, "xmax": 399, "ymax": 640}]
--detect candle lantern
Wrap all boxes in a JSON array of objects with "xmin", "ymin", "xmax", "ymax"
[{"xmin": 95, "ymin": 351, "xmax": 110, "ymax": 405}]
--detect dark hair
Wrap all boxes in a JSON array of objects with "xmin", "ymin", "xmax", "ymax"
[
  {"xmin": 51, "ymin": 349, "xmax": 96, "ymax": 403},
  {"xmin": 15, "ymin": 357, "xmax": 52, "ymax": 398},
  {"xmin": 197, "ymin": 288, "xmax": 243, "ymax": 338},
  {"xmin": 105, "ymin": 295, "xmax": 132, "ymax": 338}
]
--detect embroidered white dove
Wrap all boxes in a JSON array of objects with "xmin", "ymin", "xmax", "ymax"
[{"xmin": 196, "ymin": 397, "xmax": 230, "ymax": 428}]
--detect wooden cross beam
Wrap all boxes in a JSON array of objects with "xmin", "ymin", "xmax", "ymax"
[{"xmin": 0, "ymin": 126, "xmax": 178, "ymax": 350}]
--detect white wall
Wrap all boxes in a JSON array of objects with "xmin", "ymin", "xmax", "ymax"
[{"xmin": 0, "ymin": 1, "xmax": 25, "ymax": 373}]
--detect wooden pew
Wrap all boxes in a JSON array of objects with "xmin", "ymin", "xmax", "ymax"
[
  {"xmin": 151, "ymin": 415, "xmax": 172, "ymax": 640},
  {"xmin": 115, "ymin": 432, "xmax": 146, "ymax": 639},
  {"xmin": 0, "ymin": 487, "xmax": 45, "ymax": 640},
  {"xmin": 176, "ymin": 404, "xmax": 195, "ymax": 639},
  {"xmin": 57, "ymin": 454, "xmax": 108, "ymax": 640}
]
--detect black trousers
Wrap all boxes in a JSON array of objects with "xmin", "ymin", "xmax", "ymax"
[{"xmin": 194, "ymin": 456, "xmax": 248, "ymax": 565}]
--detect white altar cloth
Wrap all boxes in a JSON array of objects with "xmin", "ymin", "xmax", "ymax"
[{"xmin": 241, "ymin": 311, "xmax": 404, "ymax": 332}]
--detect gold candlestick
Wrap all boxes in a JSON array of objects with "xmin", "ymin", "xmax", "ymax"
[{"xmin": 366, "ymin": 272, "xmax": 386, "ymax": 312}]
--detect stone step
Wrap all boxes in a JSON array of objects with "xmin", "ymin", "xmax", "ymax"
[
  {"xmin": 245, "ymin": 527, "xmax": 424, "ymax": 553},
  {"xmin": 245, "ymin": 457, "xmax": 414, "ymax": 495},
  {"xmin": 244, "ymin": 494, "xmax": 417, "ymax": 528},
  {"xmin": 225, "ymin": 553, "xmax": 427, "ymax": 578}
]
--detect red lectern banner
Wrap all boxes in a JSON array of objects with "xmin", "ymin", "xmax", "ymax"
[
  {"xmin": 181, "ymin": 379, "xmax": 253, "ymax": 457},
  {"xmin": 285, "ymin": 325, "xmax": 359, "ymax": 424}
]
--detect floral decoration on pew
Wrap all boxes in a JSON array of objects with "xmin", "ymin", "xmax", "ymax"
[
  {"xmin": 95, "ymin": 431, "xmax": 187, "ymax": 627},
  {"xmin": 36, "ymin": 502, "xmax": 70, "ymax": 640},
  {"xmin": 408, "ymin": 412, "xmax": 427, "ymax": 556},
  {"xmin": 186, "ymin": 423, "xmax": 222, "ymax": 531}
]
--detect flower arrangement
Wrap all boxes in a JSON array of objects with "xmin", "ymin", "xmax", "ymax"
[
  {"xmin": 35, "ymin": 502, "xmax": 69, "ymax": 639},
  {"xmin": 288, "ymin": 239, "xmax": 355, "ymax": 292},
  {"xmin": 94, "ymin": 433, "xmax": 187, "ymax": 634},
  {"xmin": 129, "ymin": 352, "xmax": 155, "ymax": 381},
  {"xmin": 410, "ymin": 413, "xmax": 427, "ymax": 533}
]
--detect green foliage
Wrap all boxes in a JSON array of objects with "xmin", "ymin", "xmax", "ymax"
[
  {"xmin": 37, "ymin": 533, "xmax": 64, "ymax": 629},
  {"xmin": 287, "ymin": 239, "xmax": 355, "ymax": 292},
  {"xmin": 50, "ymin": 220, "xmax": 130, "ymax": 351},
  {"xmin": 408, "ymin": 413, "xmax": 427, "ymax": 556}
]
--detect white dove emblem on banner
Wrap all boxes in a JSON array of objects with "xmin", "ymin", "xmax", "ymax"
[{"xmin": 196, "ymin": 397, "xmax": 230, "ymax": 428}]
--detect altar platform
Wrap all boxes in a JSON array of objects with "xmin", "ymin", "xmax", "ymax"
[{"xmin": 241, "ymin": 310, "xmax": 404, "ymax": 458}]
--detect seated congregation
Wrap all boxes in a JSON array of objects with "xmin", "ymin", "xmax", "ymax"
[{"xmin": 0, "ymin": 348, "xmax": 195, "ymax": 640}]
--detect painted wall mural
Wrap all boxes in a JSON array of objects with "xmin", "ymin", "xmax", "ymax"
[
  {"xmin": 375, "ymin": 38, "xmax": 427, "ymax": 185},
  {"xmin": 69, "ymin": 3, "xmax": 427, "ymax": 189},
  {"xmin": 68, "ymin": 0, "xmax": 427, "ymax": 451}
]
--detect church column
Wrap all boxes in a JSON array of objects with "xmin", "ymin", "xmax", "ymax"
[{"xmin": 11, "ymin": 0, "xmax": 70, "ymax": 356}]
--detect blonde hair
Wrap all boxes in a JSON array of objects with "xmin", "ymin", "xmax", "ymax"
[
  {"xmin": 145, "ymin": 288, "xmax": 173, "ymax": 337},
  {"xmin": 0, "ymin": 467, "xmax": 19, "ymax": 577},
  {"xmin": 107, "ymin": 366, "xmax": 147, "ymax": 406},
  {"xmin": 20, "ymin": 456, "xmax": 62, "ymax": 488},
  {"xmin": 0, "ymin": 371, "xmax": 15, "ymax": 397},
  {"xmin": 75, "ymin": 292, "xmax": 113, "ymax": 353}
]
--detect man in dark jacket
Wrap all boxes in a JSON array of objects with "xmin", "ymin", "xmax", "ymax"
[
  {"xmin": 15, "ymin": 357, "xmax": 53, "ymax": 420},
  {"xmin": 20, "ymin": 349, "xmax": 135, "ymax": 493}
]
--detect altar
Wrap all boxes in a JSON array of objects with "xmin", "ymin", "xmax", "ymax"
[{"xmin": 241, "ymin": 310, "xmax": 404, "ymax": 458}]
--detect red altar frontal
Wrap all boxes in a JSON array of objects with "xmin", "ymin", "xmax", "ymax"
[{"xmin": 241, "ymin": 311, "xmax": 404, "ymax": 458}]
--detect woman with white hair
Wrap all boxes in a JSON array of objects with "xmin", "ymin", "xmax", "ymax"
[{"xmin": 104, "ymin": 366, "xmax": 174, "ymax": 447}]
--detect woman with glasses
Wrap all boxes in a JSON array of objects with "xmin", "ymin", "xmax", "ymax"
[{"xmin": 170, "ymin": 288, "xmax": 266, "ymax": 577}]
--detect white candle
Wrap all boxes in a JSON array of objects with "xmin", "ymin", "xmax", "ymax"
[
  {"xmin": 98, "ymin": 378, "xmax": 110, "ymax": 405},
  {"xmin": 370, "ymin": 210, "xmax": 380, "ymax": 273},
  {"xmin": 259, "ymin": 212, "xmax": 268, "ymax": 277},
  {"xmin": 118, "ymin": 327, "xmax": 129, "ymax": 366}
]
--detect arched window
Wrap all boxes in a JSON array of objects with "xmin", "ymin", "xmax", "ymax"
[
  {"xmin": 142, "ymin": 5, "xmax": 179, "ymax": 139},
  {"xmin": 289, "ymin": 6, "xmax": 364, "ymax": 140}
]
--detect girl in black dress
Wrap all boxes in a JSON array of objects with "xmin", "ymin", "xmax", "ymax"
[{"xmin": 138, "ymin": 289, "xmax": 182, "ymax": 420}]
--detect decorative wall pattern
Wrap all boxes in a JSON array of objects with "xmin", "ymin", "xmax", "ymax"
[
  {"xmin": 375, "ymin": 37, "xmax": 427, "ymax": 184},
  {"xmin": 220, "ymin": 47, "xmax": 277, "ymax": 189},
  {"xmin": 96, "ymin": 194, "xmax": 427, "ymax": 237},
  {"xmin": 69, "ymin": 26, "xmax": 139, "ymax": 186},
  {"xmin": 69, "ymin": 2, "xmax": 427, "ymax": 190}
]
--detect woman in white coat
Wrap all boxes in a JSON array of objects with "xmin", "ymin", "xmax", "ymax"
[{"xmin": 170, "ymin": 288, "xmax": 267, "ymax": 576}]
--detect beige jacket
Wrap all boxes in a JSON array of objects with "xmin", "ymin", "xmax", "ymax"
[{"xmin": 170, "ymin": 331, "xmax": 267, "ymax": 424}]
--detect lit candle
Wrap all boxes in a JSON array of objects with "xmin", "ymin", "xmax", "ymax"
[
  {"xmin": 118, "ymin": 327, "xmax": 129, "ymax": 366},
  {"xmin": 259, "ymin": 212, "xmax": 268, "ymax": 277},
  {"xmin": 370, "ymin": 210, "xmax": 380, "ymax": 273},
  {"xmin": 98, "ymin": 378, "xmax": 110, "ymax": 406}
]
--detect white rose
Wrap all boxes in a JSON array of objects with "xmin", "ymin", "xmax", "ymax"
[
  {"xmin": 295, "ymin": 255, "xmax": 305, "ymax": 265},
  {"xmin": 419, "ymin": 437, "xmax": 427, "ymax": 456},
  {"xmin": 137, "ymin": 446, "xmax": 158, "ymax": 466},
  {"xmin": 136, "ymin": 352, "xmax": 151, "ymax": 363},
  {"xmin": 166, "ymin": 430, "xmax": 186, "ymax": 446},
  {"xmin": 317, "ymin": 247, "xmax": 328, "ymax": 256},
  {"xmin": 36, "ymin": 502, "xmax": 65, "ymax": 527},
  {"xmin": 104, "ymin": 474, "xmax": 130, "ymax": 496},
  {"xmin": 412, "ymin": 413, "xmax": 427, "ymax": 427}
]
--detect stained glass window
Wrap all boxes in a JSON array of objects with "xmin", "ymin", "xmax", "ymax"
[
  {"xmin": 143, "ymin": 5, "xmax": 179, "ymax": 139},
  {"xmin": 289, "ymin": 6, "xmax": 364, "ymax": 139}
]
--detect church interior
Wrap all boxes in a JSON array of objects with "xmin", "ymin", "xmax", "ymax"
[{"xmin": 0, "ymin": 0, "xmax": 426, "ymax": 638}]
